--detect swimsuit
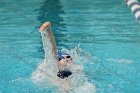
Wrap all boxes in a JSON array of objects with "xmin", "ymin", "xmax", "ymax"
[{"xmin": 57, "ymin": 70, "xmax": 72, "ymax": 79}]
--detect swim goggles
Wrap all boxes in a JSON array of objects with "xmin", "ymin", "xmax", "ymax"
[{"xmin": 58, "ymin": 53, "xmax": 71, "ymax": 61}]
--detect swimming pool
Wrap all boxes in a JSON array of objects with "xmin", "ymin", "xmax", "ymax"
[{"xmin": 0, "ymin": 0, "xmax": 140, "ymax": 93}]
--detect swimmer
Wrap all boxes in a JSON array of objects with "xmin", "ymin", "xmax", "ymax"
[{"xmin": 39, "ymin": 21, "xmax": 73, "ymax": 79}]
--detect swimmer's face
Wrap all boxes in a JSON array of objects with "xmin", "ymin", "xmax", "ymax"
[{"xmin": 61, "ymin": 55, "xmax": 72, "ymax": 63}]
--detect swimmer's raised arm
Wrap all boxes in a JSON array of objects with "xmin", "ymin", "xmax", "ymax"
[
  {"xmin": 39, "ymin": 22, "xmax": 57, "ymax": 59},
  {"xmin": 39, "ymin": 22, "xmax": 73, "ymax": 79}
]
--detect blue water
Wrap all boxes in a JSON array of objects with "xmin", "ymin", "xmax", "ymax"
[{"xmin": 0, "ymin": 0, "xmax": 140, "ymax": 93}]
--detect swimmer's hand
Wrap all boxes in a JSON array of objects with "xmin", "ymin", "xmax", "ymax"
[{"xmin": 39, "ymin": 22, "xmax": 51, "ymax": 32}]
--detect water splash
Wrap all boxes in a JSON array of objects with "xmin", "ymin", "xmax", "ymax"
[{"xmin": 31, "ymin": 31, "xmax": 96, "ymax": 93}]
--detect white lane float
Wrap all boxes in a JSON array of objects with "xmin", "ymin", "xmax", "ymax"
[{"xmin": 125, "ymin": 0, "xmax": 140, "ymax": 22}]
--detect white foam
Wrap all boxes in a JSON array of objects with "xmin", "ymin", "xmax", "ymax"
[
  {"xmin": 31, "ymin": 31, "xmax": 96, "ymax": 92},
  {"xmin": 11, "ymin": 77, "xmax": 25, "ymax": 83},
  {"xmin": 107, "ymin": 58, "xmax": 133, "ymax": 63},
  {"xmin": 31, "ymin": 47, "xmax": 96, "ymax": 93}
]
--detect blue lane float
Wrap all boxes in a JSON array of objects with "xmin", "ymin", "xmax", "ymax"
[{"xmin": 125, "ymin": 0, "xmax": 140, "ymax": 23}]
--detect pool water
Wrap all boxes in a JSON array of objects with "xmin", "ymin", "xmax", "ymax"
[{"xmin": 0, "ymin": 0, "xmax": 140, "ymax": 93}]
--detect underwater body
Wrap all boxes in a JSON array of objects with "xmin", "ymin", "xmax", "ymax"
[{"xmin": 0, "ymin": 0, "xmax": 140, "ymax": 93}]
